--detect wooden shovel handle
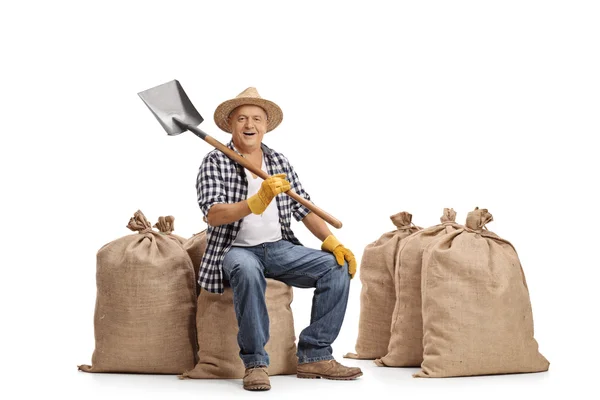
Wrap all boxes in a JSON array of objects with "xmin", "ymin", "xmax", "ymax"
[{"xmin": 201, "ymin": 135, "xmax": 343, "ymax": 229}]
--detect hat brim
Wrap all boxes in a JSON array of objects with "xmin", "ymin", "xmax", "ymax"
[{"xmin": 214, "ymin": 98, "xmax": 283, "ymax": 133}]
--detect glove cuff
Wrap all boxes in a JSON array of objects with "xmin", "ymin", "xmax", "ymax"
[
  {"xmin": 321, "ymin": 235, "xmax": 342, "ymax": 252},
  {"xmin": 247, "ymin": 194, "xmax": 267, "ymax": 215}
]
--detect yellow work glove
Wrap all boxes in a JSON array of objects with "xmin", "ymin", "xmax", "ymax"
[
  {"xmin": 247, "ymin": 173, "xmax": 291, "ymax": 215},
  {"xmin": 321, "ymin": 235, "xmax": 357, "ymax": 279}
]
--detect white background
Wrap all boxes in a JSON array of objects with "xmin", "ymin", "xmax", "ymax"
[{"xmin": 2, "ymin": 1, "xmax": 599, "ymax": 398}]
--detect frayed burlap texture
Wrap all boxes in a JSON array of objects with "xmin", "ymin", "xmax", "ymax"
[
  {"xmin": 154, "ymin": 215, "xmax": 187, "ymax": 244},
  {"xmin": 376, "ymin": 208, "xmax": 461, "ymax": 367},
  {"xmin": 181, "ymin": 278, "xmax": 297, "ymax": 379},
  {"xmin": 415, "ymin": 208, "xmax": 549, "ymax": 377},
  {"xmin": 344, "ymin": 212, "xmax": 421, "ymax": 360},
  {"xmin": 78, "ymin": 210, "xmax": 197, "ymax": 374}
]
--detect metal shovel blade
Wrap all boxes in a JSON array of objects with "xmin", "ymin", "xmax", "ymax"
[{"xmin": 137, "ymin": 80, "xmax": 204, "ymax": 135}]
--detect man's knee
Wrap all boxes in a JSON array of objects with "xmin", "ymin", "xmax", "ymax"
[
  {"xmin": 335, "ymin": 262, "xmax": 351, "ymax": 284},
  {"xmin": 226, "ymin": 257, "xmax": 264, "ymax": 283},
  {"xmin": 322, "ymin": 256, "xmax": 351, "ymax": 288}
]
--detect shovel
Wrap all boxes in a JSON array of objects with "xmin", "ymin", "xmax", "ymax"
[{"xmin": 138, "ymin": 80, "xmax": 343, "ymax": 229}]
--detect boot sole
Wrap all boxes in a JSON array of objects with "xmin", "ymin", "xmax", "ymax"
[
  {"xmin": 297, "ymin": 371, "xmax": 363, "ymax": 380},
  {"xmin": 244, "ymin": 384, "xmax": 271, "ymax": 391}
]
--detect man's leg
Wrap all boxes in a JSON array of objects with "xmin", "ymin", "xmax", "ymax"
[
  {"xmin": 263, "ymin": 240, "xmax": 352, "ymax": 364},
  {"xmin": 222, "ymin": 246, "xmax": 270, "ymax": 369}
]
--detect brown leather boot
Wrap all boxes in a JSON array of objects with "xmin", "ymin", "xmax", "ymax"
[
  {"xmin": 297, "ymin": 359, "xmax": 363, "ymax": 380},
  {"xmin": 243, "ymin": 366, "xmax": 271, "ymax": 391}
]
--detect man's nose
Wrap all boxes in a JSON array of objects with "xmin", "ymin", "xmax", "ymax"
[{"xmin": 245, "ymin": 119, "xmax": 254, "ymax": 129}]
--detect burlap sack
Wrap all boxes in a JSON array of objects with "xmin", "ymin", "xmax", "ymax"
[
  {"xmin": 344, "ymin": 212, "xmax": 421, "ymax": 360},
  {"xmin": 415, "ymin": 208, "xmax": 549, "ymax": 377},
  {"xmin": 181, "ymin": 278, "xmax": 297, "ymax": 379},
  {"xmin": 182, "ymin": 229, "xmax": 207, "ymax": 296},
  {"xmin": 78, "ymin": 210, "xmax": 197, "ymax": 374},
  {"xmin": 154, "ymin": 215, "xmax": 187, "ymax": 244},
  {"xmin": 376, "ymin": 208, "xmax": 461, "ymax": 367}
]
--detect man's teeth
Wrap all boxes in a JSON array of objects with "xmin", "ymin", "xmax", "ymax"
[{"xmin": 244, "ymin": 132, "xmax": 256, "ymax": 136}]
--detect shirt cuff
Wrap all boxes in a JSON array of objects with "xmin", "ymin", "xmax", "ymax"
[{"xmin": 293, "ymin": 204, "xmax": 311, "ymax": 222}]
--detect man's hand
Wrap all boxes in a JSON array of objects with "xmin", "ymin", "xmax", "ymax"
[
  {"xmin": 247, "ymin": 173, "xmax": 291, "ymax": 215},
  {"xmin": 321, "ymin": 235, "xmax": 357, "ymax": 278}
]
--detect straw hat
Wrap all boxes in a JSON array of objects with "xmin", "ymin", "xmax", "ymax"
[{"xmin": 214, "ymin": 87, "xmax": 283, "ymax": 133}]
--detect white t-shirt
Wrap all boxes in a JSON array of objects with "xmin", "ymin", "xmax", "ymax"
[{"xmin": 233, "ymin": 154, "xmax": 283, "ymax": 247}]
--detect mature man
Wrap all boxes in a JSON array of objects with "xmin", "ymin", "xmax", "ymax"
[{"xmin": 196, "ymin": 87, "xmax": 362, "ymax": 391}]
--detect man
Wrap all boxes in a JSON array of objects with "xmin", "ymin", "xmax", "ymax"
[{"xmin": 196, "ymin": 87, "xmax": 362, "ymax": 391}]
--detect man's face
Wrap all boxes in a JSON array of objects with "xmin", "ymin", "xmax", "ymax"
[{"xmin": 228, "ymin": 105, "xmax": 268, "ymax": 153}]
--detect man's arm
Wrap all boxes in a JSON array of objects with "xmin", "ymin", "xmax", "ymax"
[
  {"xmin": 202, "ymin": 166, "xmax": 290, "ymax": 227},
  {"xmin": 283, "ymin": 155, "xmax": 357, "ymax": 278},
  {"xmin": 207, "ymin": 201, "xmax": 252, "ymax": 227},
  {"xmin": 303, "ymin": 211, "xmax": 357, "ymax": 278},
  {"xmin": 302, "ymin": 211, "xmax": 332, "ymax": 242}
]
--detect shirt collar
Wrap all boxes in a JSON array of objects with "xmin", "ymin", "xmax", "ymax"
[{"xmin": 227, "ymin": 140, "xmax": 273, "ymax": 160}]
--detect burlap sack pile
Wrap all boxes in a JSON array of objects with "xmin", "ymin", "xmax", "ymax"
[
  {"xmin": 376, "ymin": 208, "xmax": 462, "ymax": 367},
  {"xmin": 415, "ymin": 208, "xmax": 549, "ymax": 377},
  {"xmin": 181, "ymin": 278, "xmax": 297, "ymax": 379},
  {"xmin": 344, "ymin": 211, "xmax": 421, "ymax": 360},
  {"xmin": 78, "ymin": 210, "xmax": 197, "ymax": 374}
]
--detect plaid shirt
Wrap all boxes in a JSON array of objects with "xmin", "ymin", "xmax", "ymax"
[{"xmin": 196, "ymin": 140, "xmax": 312, "ymax": 293}]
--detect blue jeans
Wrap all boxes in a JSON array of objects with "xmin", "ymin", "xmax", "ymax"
[{"xmin": 222, "ymin": 239, "xmax": 351, "ymax": 368}]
